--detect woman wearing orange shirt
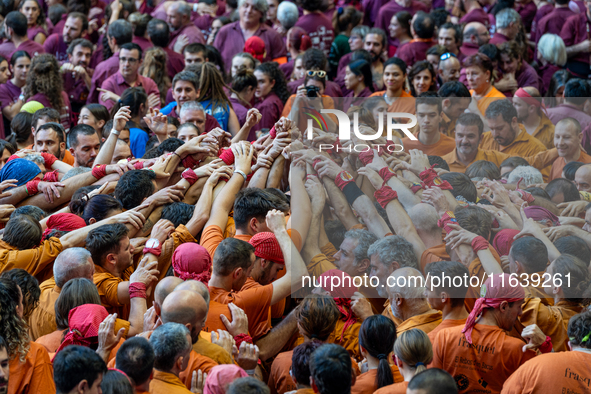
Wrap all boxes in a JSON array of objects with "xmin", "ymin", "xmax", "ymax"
[
  {"xmin": 369, "ymin": 57, "xmax": 415, "ymax": 113},
  {"xmin": 375, "ymin": 329, "xmax": 433, "ymax": 394},
  {"xmin": 464, "ymin": 53, "xmax": 505, "ymax": 116}
]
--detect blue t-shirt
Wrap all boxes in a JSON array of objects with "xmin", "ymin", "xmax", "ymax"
[
  {"xmin": 201, "ymin": 99, "xmax": 229, "ymax": 131},
  {"xmin": 161, "ymin": 101, "xmax": 177, "ymax": 115},
  {"xmin": 130, "ymin": 127, "xmax": 149, "ymax": 158}
]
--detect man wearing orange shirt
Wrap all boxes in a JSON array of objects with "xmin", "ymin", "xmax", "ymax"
[
  {"xmin": 401, "ymin": 93, "xmax": 456, "ymax": 156},
  {"xmin": 549, "ymin": 117, "xmax": 591, "ymax": 181},
  {"xmin": 425, "ymin": 261, "xmax": 469, "ymax": 342},
  {"xmin": 30, "ymin": 108, "xmax": 76, "ymax": 166},
  {"xmin": 115, "ymin": 337, "xmax": 154, "ymax": 394},
  {"xmin": 438, "ymin": 81, "xmax": 471, "ymax": 138},
  {"xmin": 512, "ymin": 87, "xmax": 555, "ymax": 149},
  {"xmin": 480, "ymin": 99, "xmax": 547, "ymax": 157},
  {"xmin": 385, "ymin": 267, "xmax": 442, "ymax": 334},
  {"xmin": 53, "ymin": 345, "xmax": 106, "ymax": 394},
  {"xmin": 148, "ymin": 323, "xmax": 194, "ymax": 394}
]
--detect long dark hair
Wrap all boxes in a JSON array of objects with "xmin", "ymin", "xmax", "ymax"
[
  {"xmin": 24, "ymin": 53, "xmax": 64, "ymax": 109},
  {"xmin": 358, "ymin": 315, "xmax": 396, "ymax": 389},
  {"xmin": 109, "ymin": 87, "xmax": 147, "ymax": 123},
  {"xmin": 0, "ymin": 278, "xmax": 29, "ymax": 362},
  {"xmin": 69, "ymin": 194, "xmax": 123, "ymax": 225},
  {"xmin": 254, "ymin": 62, "xmax": 291, "ymax": 103},
  {"xmin": 348, "ymin": 59, "xmax": 375, "ymax": 92}
]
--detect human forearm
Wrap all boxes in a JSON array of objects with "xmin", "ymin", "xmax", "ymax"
[
  {"xmin": 289, "ymin": 176, "xmax": 312, "ymax": 242},
  {"xmin": 185, "ymin": 181, "xmax": 215, "ymax": 236},
  {"xmin": 127, "ymin": 296, "xmax": 147, "ymax": 336},
  {"xmin": 322, "ymin": 178, "xmax": 359, "ymax": 229},
  {"xmin": 385, "ymin": 199, "xmax": 426, "ymax": 257},
  {"xmin": 3, "ymin": 100, "xmax": 23, "ymax": 121},
  {"xmin": 51, "ymin": 160, "xmax": 73, "ymax": 174},
  {"xmin": 95, "ymin": 130, "xmax": 119, "ymax": 165},
  {"xmin": 18, "ymin": 172, "xmax": 99, "ymax": 210},
  {"xmin": 352, "ymin": 195, "xmax": 390, "ymax": 237},
  {"xmin": 476, "ymin": 248, "xmax": 503, "ymax": 275},
  {"xmin": 248, "ymin": 167, "xmax": 270, "ymax": 189},
  {"xmin": 385, "ymin": 176, "xmax": 421, "ymax": 210},
  {"xmin": 301, "ymin": 209, "xmax": 322, "ymax": 263},
  {"xmin": 182, "ymin": 177, "xmax": 207, "ymax": 205},
  {"xmin": 266, "ymin": 156, "xmax": 284, "ymax": 189},
  {"xmin": 204, "ymin": 175, "xmax": 244, "ymax": 229},
  {"xmin": 255, "ymin": 311, "xmax": 297, "ymax": 361}
]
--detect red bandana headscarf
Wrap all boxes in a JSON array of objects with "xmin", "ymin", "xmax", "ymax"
[
  {"xmin": 319, "ymin": 269, "xmax": 358, "ymax": 341},
  {"xmin": 248, "ymin": 232, "xmax": 284, "ymax": 264},
  {"xmin": 462, "ymin": 274, "xmax": 525, "ymax": 344},
  {"xmin": 492, "ymin": 229, "xmax": 519, "ymax": 256},
  {"xmin": 42, "ymin": 213, "xmax": 87, "ymax": 241},
  {"xmin": 203, "ymin": 365, "xmax": 248, "ymax": 394},
  {"xmin": 172, "ymin": 242, "xmax": 212, "ymax": 284},
  {"xmin": 523, "ymin": 206, "xmax": 560, "ymax": 227},
  {"xmin": 244, "ymin": 36, "xmax": 265, "ymax": 62},
  {"xmin": 52, "ymin": 304, "xmax": 108, "ymax": 361}
]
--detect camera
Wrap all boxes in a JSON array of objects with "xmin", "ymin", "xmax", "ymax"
[{"xmin": 305, "ymin": 85, "xmax": 320, "ymax": 97}]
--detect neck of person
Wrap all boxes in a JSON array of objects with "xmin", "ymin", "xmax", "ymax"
[
  {"xmin": 400, "ymin": 363, "xmax": 417, "ymax": 382},
  {"xmin": 478, "ymin": 308, "xmax": 503, "ymax": 329},
  {"xmin": 240, "ymin": 19, "xmax": 260, "ymax": 33},
  {"xmin": 208, "ymin": 273, "xmax": 234, "ymax": 291},
  {"xmin": 288, "ymin": 47, "xmax": 300, "ymax": 59},
  {"xmin": 399, "ymin": 33, "xmax": 412, "ymax": 45},
  {"xmin": 395, "ymin": 0, "xmax": 412, "ymax": 8},
  {"xmin": 11, "ymin": 34, "xmax": 27, "ymax": 47},
  {"xmin": 496, "ymin": 28, "xmax": 511, "ymax": 38},
  {"xmin": 123, "ymin": 72, "xmax": 139, "ymax": 87},
  {"xmin": 522, "ymin": 111, "xmax": 541, "ymax": 131},
  {"xmin": 400, "ymin": 302, "xmax": 432, "ymax": 321},
  {"xmin": 564, "ymin": 148, "xmax": 582, "ymax": 164},
  {"xmin": 457, "ymin": 147, "xmax": 479, "ymax": 166},
  {"xmin": 473, "ymin": 83, "xmax": 492, "ymax": 98},
  {"xmin": 136, "ymin": 381, "xmax": 151, "ymax": 393},
  {"xmin": 386, "ymin": 84, "xmax": 403, "ymax": 98},
  {"xmin": 416, "ymin": 229, "xmax": 442, "ymax": 249},
  {"xmin": 353, "ymin": 82, "xmax": 366, "ymax": 97},
  {"xmin": 365, "ymin": 353, "xmax": 380, "ymax": 370},
  {"xmin": 464, "ymin": 0, "xmax": 482, "ymax": 12},
  {"xmin": 303, "ymin": 9, "xmax": 319, "ymax": 15},
  {"xmin": 11, "ymin": 77, "xmax": 24, "ymax": 88},
  {"xmin": 418, "ymin": 128, "xmax": 440, "ymax": 145},
  {"xmin": 442, "ymin": 302, "xmax": 469, "ymax": 321}
]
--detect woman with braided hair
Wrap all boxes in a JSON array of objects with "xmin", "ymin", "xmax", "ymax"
[
  {"xmin": 23, "ymin": 54, "xmax": 72, "ymax": 132},
  {"xmin": 0, "ymin": 277, "xmax": 55, "ymax": 394}
]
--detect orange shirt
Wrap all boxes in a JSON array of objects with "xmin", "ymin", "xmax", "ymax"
[
  {"xmin": 501, "ymin": 350, "xmax": 591, "ymax": 394},
  {"xmin": 29, "ymin": 278, "xmax": 60, "ymax": 341},
  {"xmin": 427, "ymin": 318, "xmax": 467, "ymax": 343},
  {"xmin": 431, "ymin": 324, "xmax": 537, "ymax": 394},
  {"xmin": 0, "ymin": 237, "xmax": 63, "ymax": 282},
  {"xmin": 369, "ymin": 90, "xmax": 416, "ymax": 115},
  {"xmin": 178, "ymin": 350, "xmax": 218, "ymax": 390},
  {"xmin": 24, "ymin": 144, "xmax": 75, "ymax": 166},
  {"xmin": 529, "ymin": 113, "xmax": 555, "ymax": 149},
  {"xmin": 35, "ymin": 329, "xmax": 62, "ymax": 354},
  {"xmin": 520, "ymin": 297, "xmax": 571, "ymax": 352},
  {"xmin": 440, "ymin": 112, "xmax": 457, "ymax": 138},
  {"xmin": 549, "ymin": 149, "xmax": 591, "ymax": 181},
  {"xmin": 203, "ymin": 300, "xmax": 233, "ymax": 334},
  {"xmin": 471, "ymin": 86, "xmax": 505, "ymax": 116},
  {"xmin": 351, "ymin": 366, "xmax": 404, "ymax": 394},
  {"xmin": 395, "ymin": 309, "xmax": 442, "ymax": 335},
  {"xmin": 149, "ymin": 370, "xmax": 192, "ymax": 394},
  {"xmin": 209, "ymin": 282, "xmax": 274, "ymax": 341},
  {"xmin": 401, "ymin": 132, "xmax": 456, "ymax": 156},
  {"xmin": 8, "ymin": 341, "xmax": 55, "ymax": 394},
  {"xmin": 374, "ymin": 381, "xmax": 409, "ymax": 394},
  {"xmin": 479, "ymin": 125, "xmax": 547, "ymax": 158},
  {"xmin": 419, "ymin": 244, "xmax": 449, "ymax": 275},
  {"xmin": 93, "ymin": 263, "xmax": 133, "ymax": 319},
  {"xmin": 193, "ymin": 334, "xmax": 234, "ymax": 365}
]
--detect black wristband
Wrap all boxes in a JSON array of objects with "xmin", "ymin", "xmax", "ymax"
[{"xmin": 342, "ymin": 182, "xmax": 365, "ymax": 206}]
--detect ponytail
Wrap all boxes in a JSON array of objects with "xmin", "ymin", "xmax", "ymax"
[
  {"xmin": 393, "ymin": 329, "xmax": 433, "ymax": 376},
  {"xmin": 358, "ymin": 315, "xmax": 396, "ymax": 389}
]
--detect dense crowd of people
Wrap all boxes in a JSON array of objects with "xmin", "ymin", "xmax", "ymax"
[{"xmin": 0, "ymin": 0, "xmax": 589, "ymax": 393}]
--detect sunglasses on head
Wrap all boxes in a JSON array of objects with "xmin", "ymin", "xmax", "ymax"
[
  {"xmin": 307, "ymin": 70, "xmax": 326, "ymax": 78},
  {"xmin": 440, "ymin": 52, "xmax": 457, "ymax": 61}
]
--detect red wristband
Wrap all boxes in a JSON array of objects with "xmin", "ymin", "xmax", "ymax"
[
  {"xmin": 334, "ymin": 171, "xmax": 354, "ymax": 191},
  {"xmin": 133, "ymin": 161, "xmax": 144, "ymax": 170},
  {"xmin": 40, "ymin": 152, "xmax": 57, "ymax": 168},
  {"xmin": 26, "ymin": 179, "xmax": 41, "ymax": 195},
  {"xmin": 471, "ymin": 236, "xmax": 489, "ymax": 252},
  {"xmin": 419, "ymin": 165, "xmax": 452, "ymax": 190},
  {"xmin": 92, "ymin": 164, "xmax": 107, "ymax": 180},
  {"xmin": 234, "ymin": 334, "xmax": 253, "ymax": 348},
  {"xmin": 182, "ymin": 168, "xmax": 199, "ymax": 186},
  {"xmin": 437, "ymin": 211, "xmax": 457, "ymax": 234},
  {"xmin": 43, "ymin": 170, "xmax": 59, "ymax": 183},
  {"xmin": 538, "ymin": 336, "xmax": 552, "ymax": 353},
  {"xmin": 219, "ymin": 148, "xmax": 235, "ymax": 165},
  {"xmin": 182, "ymin": 155, "xmax": 200, "ymax": 169},
  {"xmin": 269, "ymin": 125, "xmax": 277, "ymax": 139},
  {"xmin": 358, "ymin": 150, "xmax": 374, "ymax": 165},
  {"xmin": 129, "ymin": 282, "xmax": 147, "ymax": 299},
  {"xmin": 312, "ymin": 158, "xmax": 323, "ymax": 171},
  {"xmin": 410, "ymin": 182, "xmax": 424, "ymax": 194},
  {"xmin": 374, "ymin": 185, "xmax": 398, "ymax": 208},
  {"xmin": 516, "ymin": 190, "xmax": 535, "ymax": 204},
  {"xmin": 143, "ymin": 245, "xmax": 162, "ymax": 257},
  {"xmin": 378, "ymin": 167, "xmax": 397, "ymax": 183}
]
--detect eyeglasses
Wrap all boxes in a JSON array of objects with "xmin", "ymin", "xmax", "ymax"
[
  {"xmin": 120, "ymin": 57, "xmax": 139, "ymax": 64},
  {"xmin": 307, "ymin": 70, "xmax": 326, "ymax": 78},
  {"xmin": 440, "ymin": 52, "xmax": 457, "ymax": 61}
]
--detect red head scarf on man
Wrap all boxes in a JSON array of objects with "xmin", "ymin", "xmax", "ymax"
[
  {"xmin": 172, "ymin": 242, "xmax": 212, "ymax": 284},
  {"xmin": 249, "ymin": 232, "xmax": 284, "ymax": 264},
  {"xmin": 492, "ymin": 229, "xmax": 520, "ymax": 256}
]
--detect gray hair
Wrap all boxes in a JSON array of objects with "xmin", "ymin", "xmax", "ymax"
[
  {"xmin": 277, "ymin": 1, "xmax": 298, "ymax": 30},
  {"xmin": 351, "ymin": 25, "xmax": 369, "ymax": 40},
  {"xmin": 176, "ymin": 1, "xmax": 192, "ymax": 17},
  {"xmin": 387, "ymin": 267, "xmax": 428, "ymax": 303},
  {"xmin": 367, "ymin": 235, "xmax": 418, "ymax": 271},
  {"xmin": 495, "ymin": 8, "xmax": 520, "ymax": 30},
  {"xmin": 238, "ymin": 0, "xmax": 268, "ymax": 23},
  {"xmin": 54, "ymin": 247, "xmax": 93, "ymax": 288},
  {"xmin": 179, "ymin": 101, "xmax": 204, "ymax": 118},
  {"xmin": 507, "ymin": 165, "xmax": 543, "ymax": 186},
  {"xmin": 344, "ymin": 229, "xmax": 378, "ymax": 263},
  {"xmin": 408, "ymin": 204, "xmax": 440, "ymax": 235},
  {"xmin": 150, "ymin": 323, "xmax": 191, "ymax": 372},
  {"xmin": 62, "ymin": 167, "xmax": 91, "ymax": 180},
  {"xmin": 537, "ymin": 34, "xmax": 567, "ymax": 67},
  {"xmin": 23, "ymin": 154, "xmax": 44, "ymax": 165}
]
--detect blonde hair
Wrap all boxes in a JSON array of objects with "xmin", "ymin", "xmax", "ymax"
[
  {"xmin": 393, "ymin": 329, "xmax": 433, "ymax": 375},
  {"xmin": 538, "ymin": 34, "xmax": 567, "ymax": 67}
]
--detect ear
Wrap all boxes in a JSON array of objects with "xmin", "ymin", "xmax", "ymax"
[
  {"xmin": 69, "ymin": 147, "xmax": 75, "ymax": 155},
  {"xmin": 98, "ymin": 119, "xmax": 106, "ymax": 130},
  {"xmin": 395, "ymin": 293, "xmax": 403, "ymax": 306},
  {"xmin": 77, "ymin": 379, "xmax": 89, "ymax": 394},
  {"xmin": 442, "ymin": 98, "xmax": 450, "ymax": 108},
  {"xmin": 440, "ymin": 291, "xmax": 450, "ymax": 304},
  {"xmin": 89, "ymin": 217, "xmax": 97, "ymax": 225},
  {"xmin": 60, "ymin": 142, "xmax": 66, "ymax": 151},
  {"xmin": 232, "ymin": 267, "xmax": 244, "ymax": 280},
  {"xmin": 105, "ymin": 252, "xmax": 118, "ymax": 267},
  {"xmin": 478, "ymin": 133, "xmax": 484, "ymax": 144},
  {"xmin": 249, "ymin": 217, "xmax": 259, "ymax": 232},
  {"xmin": 356, "ymin": 258, "xmax": 370, "ymax": 274},
  {"xmin": 175, "ymin": 355, "xmax": 184, "ymax": 371},
  {"xmin": 391, "ymin": 261, "xmax": 401, "ymax": 271}
]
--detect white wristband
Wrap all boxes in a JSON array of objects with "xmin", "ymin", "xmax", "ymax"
[
  {"xmin": 111, "ymin": 128, "xmax": 120, "ymax": 136},
  {"xmin": 235, "ymin": 169, "xmax": 247, "ymax": 182}
]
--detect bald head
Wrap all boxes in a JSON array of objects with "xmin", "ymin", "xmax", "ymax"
[
  {"xmin": 463, "ymin": 22, "xmax": 489, "ymax": 45},
  {"xmin": 439, "ymin": 56, "xmax": 461, "ymax": 83},
  {"xmin": 387, "ymin": 267, "xmax": 429, "ymax": 320},
  {"xmin": 575, "ymin": 165, "xmax": 591, "ymax": 192},
  {"xmin": 408, "ymin": 203, "xmax": 440, "ymax": 237},
  {"xmin": 175, "ymin": 280, "xmax": 210, "ymax": 304},
  {"xmin": 522, "ymin": 87, "xmax": 540, "ymax": 97},
  {"xmin": 162, "ymin": 289, "xmax": 208, "ymax": 325},
  {"xmin": 155, "ymin": 277, "xmax": 183, "ymax": 308}
]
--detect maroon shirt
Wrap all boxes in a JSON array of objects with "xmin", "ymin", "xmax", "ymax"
[
  {"xmin": 163, "ymin": 47, "xmax": 185, "ymax": 81},
  {"xmin": 133, "ymin": 36, "xmax": 153, "ymax": 53},
  {"xmin": 0, "ymin": 80, "xmax": 22, "ymax": 111},
  {"xmin": 375, "ymin": 0, "xmax": 429, "ymax": 47},
  {"xmin": 538, "ymin": 63, "xmax": 561, "ymax": 96},
  {"xmin": 337, "ymin": 52, "xmax": 353, "ymax": 77},
  {"xmin": 63, "ymin": 68, "xmax": 93, "ymax": 112},
  {"xmin": 43, "ymin": 33, "xmax": 68, "ymax": 63},
  {"xmin": 253, "ymin": 92, "xmax": 283, "ymax": 132},
  {"xmin": 458, "ymin": 42, "xmax": 479, "ymax": 64},
  {"xmin": 213, "ymin": 21, "xmax": 286, "ymax": 75},
  {"xmin": 516, "ymin": 1, "xmax": 538, "ymax": 32},
  {"xmin": 99, "ymin": 71, "xmax": 161, "ymax": 111},
  {"xmin": 560, "ymin": 13, "xmax": 591, "ymax": 69},
  {"xmin": 344, "ymin": 86, "xmax": 373, "ymax": 110},
  {"xmin": 229, "ymin": 96, "xmax": 250, "ymax": 127},
  {"xmin": 396, "ymin": 39, "xmax": 434, "ymax": 67},
  {"xmin": 169, "ymin": 24, "xmax": 205, "ymax": 53},
  {"xmin": 489, "ymin": 32, "xmax": 510, "ymax": 45},
  {"xmin": 0, "ymin": 39, "xmax": 44, "ymax": 60},
  {"xmin": 279, "ymin": 59, "xmax": 294, "ymax": 80},
  {"xmin": 288, "ymin": 77, "xmax": 343, "ymax": 97},
  {"xmin": 548, "ymin": 103, "xmax": 591, "ymax": 134},
  {"xmin": 27, "ymin": 25, "xmax": 47, "ymax": 42},
  {"xmin": 460, "ymin": 8, "xmax": 495, "ymax": 28},
  {"xmin": 28, "ymin": 91, "xmax": 71, "ymax": 132},
  {"xmin": 362, "ymin": 0, "xmax": 389, "ymax": 26},
  {"xmin": 294, "ymin": 13, "xmax": 335, "ymax": 58},
  {"xmin": 88, "ymin": 52, "xmax": 119, "ymax": 104},
  {"xmin": 534, "ymin": 7, "xmax": 575, "ymax": 44},
  {"xmin": 52, "ymin": 14, "xmax": 67, "ymax": 36},
  {"xmin": 500, "ymin": 62, "xmax": 540, "ymax": 97}
]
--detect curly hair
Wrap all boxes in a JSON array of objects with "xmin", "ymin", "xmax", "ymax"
[
  {"xmin": 23, "ymin": 53, "xmax": 64, "ymax": 109},
  {"xmin": 0, "ymin": 278, "xmax": 30, "ymax": 363},
  {"xmin": 141, "ymin": 47, "xmax": 170, "ymax": 106},
  {"xmin": 1, "ymin": 269, "xmax": 40, "ymax": 321},
  {"xmin": 254, "ymin": 62, "xmax": 290, "ymax": 103}
]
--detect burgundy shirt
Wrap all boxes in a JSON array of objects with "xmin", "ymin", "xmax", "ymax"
[
  {"xmin": 531, "ymin": 2, "xmax": 554, "ymax": 40},
  {"xmin": 99, "ymin": 71, "xmax": 161, "ymax": 111},
  {"xmin": 63, "ymin": 68, "xmax": 93, "ymax": 112},
  {"xmin": 489, "ymin": 32, "xmax": 510, "ymax": 45},
  {"xmin": 500, "ymin": 62, "xmax": 540, "ymax": 97},
  {"xmin": 52, "ymin": 14, "xmax": 67, "ymax": 36},
  {"xmin": 28, "ymin": 25, "xmax": 47, "ymax": 42},
  {"xmin": 279, "ymin": 59, "xmax": 294, "ymax": 80},
  {"xmin": 0, "ymin": 80, "xmax": 22, "ymax": 110},
  {"xmin": 133, "ymin": 36, "xmax": 153, "ymax": 53},
  {"xmin": 288, "ymin": 77, "xmax": 343, "ymax": 97},
  {"xmin": 396, "ymin": 39, "xmax": 434, "ymax": 67},
  {"xmin": 229, "ymin": 97, "xmax": 250, "ymax": 136},
  {"xmin": 337, "ymin": 52, "xmax": 353, "ymax": 77},
  {"xmin": 43, "ymin": 33, "xmax": 68, "ymax": 63},
  {"xmin": 28, "ymin": 91, "xmax": 71, "ymax": 132},
  {"xmin": 538, "ymin": 63, "xmax": 561, "ymax": 96},
  {"xmin": 458, "ymin": 42, "xmax": 479, "ymax": 64},
  {"xmin": 294, "ymin": 13, "xmax": 335, "ymax": 58},
  {"xmin": 344, "ymin": 86, "xmax": 373, "ymax": 110},
  {"xmin": 213, "ymin": 21, "xmax": 286, "ymax": 74},
  {"xmin": 516, "ymin": 1, "xmax": 538, "ymax": 32},
  {"xmin": 253, "ymin": 92, "xmax": 283, "ymax": 132},
  {"xmin": 560, "ymin": 13, "xmax": 591, "ymax": 69},
  {"xmin": 460, "ymin": 8, "xmax": 495, "ymax": 28},
  {"xmin": 534, "ymin": 7, "xmax": 575, "ymax": 44},
  {"xmin": 169, "ymin": 24, "xmax": 205, "ymax": 53},
  {"xmin": 163, "ymin": 47, "xmax": 185, "ymax": 81},
  {"xmin": 0, "ymin": 39, "xmax": 44, "ymax": 60},
  {"xmin": 88, "ymin": 52, "xmax": 119, "ymax": 104},
  {"xmin": 362, "ymin": 0, "xmax": 389, "ymax": 26},
  {"xmin": 548, "ymin": 103, "xmax": 591, "ymax": 136},
  {"xmin": 375, "ymin": 1, "xmax": 429, "ymax": 47}
]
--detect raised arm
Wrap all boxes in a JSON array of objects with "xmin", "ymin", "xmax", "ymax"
[{"xmin": 95, "ymin": 106, "xmax": 131, "ymax": 165}]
